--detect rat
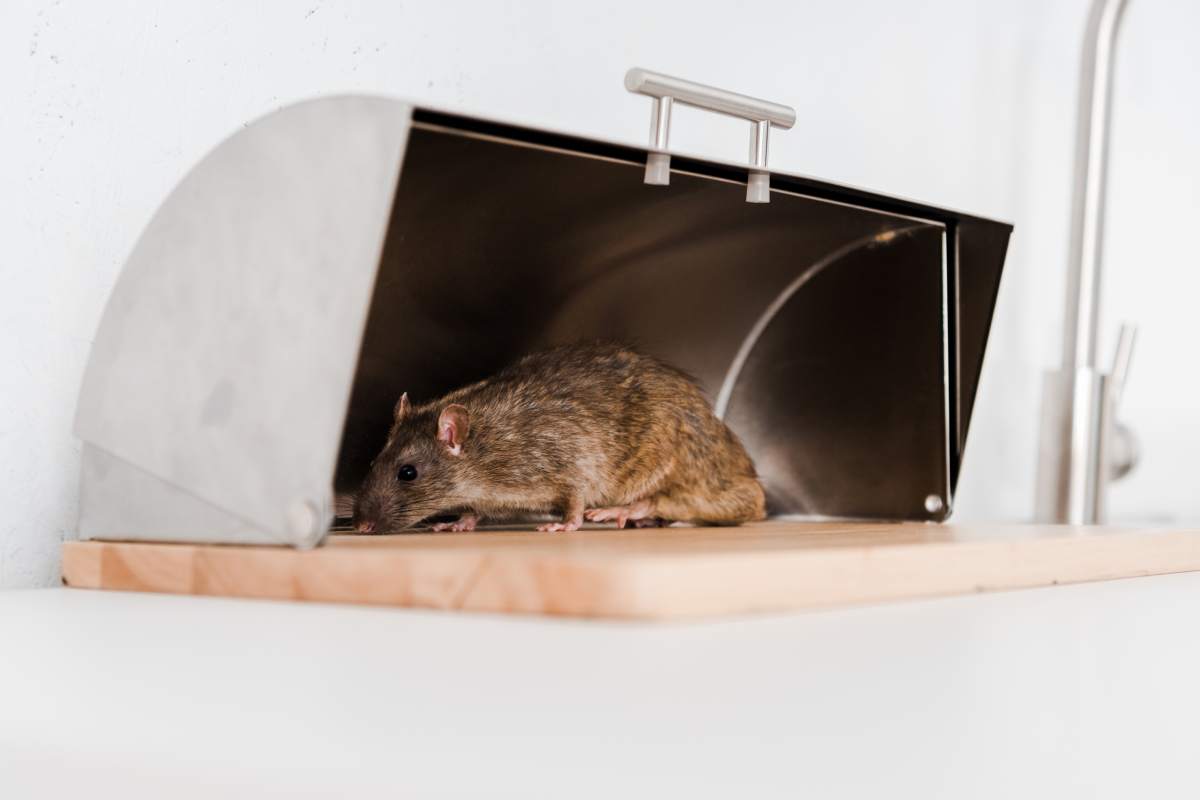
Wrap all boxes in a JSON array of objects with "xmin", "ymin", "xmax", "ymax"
[{"xmin": 351, "ymin": 341, "xmax": 766, "ymax": 533}]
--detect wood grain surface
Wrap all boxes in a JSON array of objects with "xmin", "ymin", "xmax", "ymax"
[{"xmin": 61, "ymin": 522, "xmax": 1200, "ymax": 619}]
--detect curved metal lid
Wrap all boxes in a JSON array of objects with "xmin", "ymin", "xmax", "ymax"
[{"xmin": 75, "ymin": 96, "xmax": 411, "ymax": 545}]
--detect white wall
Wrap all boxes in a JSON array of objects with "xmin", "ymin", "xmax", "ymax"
[{"xmin": 2, "ymin": 0, "xmax": 1196, "ymax": 587}]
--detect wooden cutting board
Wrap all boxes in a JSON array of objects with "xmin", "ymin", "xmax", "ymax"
[{"xmin": 61, "ymin": 522, "xmax": 1200, "ymax": 619}]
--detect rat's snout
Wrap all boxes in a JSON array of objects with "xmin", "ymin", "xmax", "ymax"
[
  {"xmin": 351, "ymin": 486, "xmax": 425, "ymax": 534},
  {"xmin": 352, "ymin": 492, "xmax": 386, "ymax": 534}
]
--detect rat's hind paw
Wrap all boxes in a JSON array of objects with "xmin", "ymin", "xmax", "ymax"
[
  {"xmin": 431, "ymin": 514, "xmax": 479, "ymax": 532},
  {"xmin": 585, "ymin": 499, "xmax": 654, "ymax": 529}
]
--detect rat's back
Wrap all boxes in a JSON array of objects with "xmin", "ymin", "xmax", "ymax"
[{"xmin": 444, "ymin": 342, "xmax": 765, "ymax": 528}]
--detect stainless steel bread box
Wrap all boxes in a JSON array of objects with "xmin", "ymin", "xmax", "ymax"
[{"xmin": 75, "ymin": 71, "xmax": 1012, "ymax": 547}]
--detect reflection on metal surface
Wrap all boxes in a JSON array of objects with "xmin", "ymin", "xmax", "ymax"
[
  {"xmin": 719, "ymin": 227, "xmax": 948, "ymax": 519},
  {"xmin": 714, "ymin": 227, "xmax": 926, "ymax": 420}
]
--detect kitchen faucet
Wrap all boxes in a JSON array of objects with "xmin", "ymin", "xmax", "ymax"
[{"xmin": 1036, "ymin": 0, "xmax": 1138, "ymax": 524}]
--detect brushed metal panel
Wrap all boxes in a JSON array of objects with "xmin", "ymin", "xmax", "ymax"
[{"xmin": 75, "ymin": 96, "xmax": 411, "ymax": 545}]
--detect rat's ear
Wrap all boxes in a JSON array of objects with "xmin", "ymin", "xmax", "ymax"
[
  {"xmin": 394, "ymin": 392, "xmax": 410, "ymax": 421},
  {"xmin": 437, "ymin": 404, "xmax": 470, "ymax": 456}
]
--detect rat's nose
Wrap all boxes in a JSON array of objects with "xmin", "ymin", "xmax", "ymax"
[{"xmin": 355, "ymin": 520, "xmax": 376, "ymax": 534}]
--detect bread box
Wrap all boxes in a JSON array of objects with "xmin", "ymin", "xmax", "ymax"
[{"xmin": 74, "ymin": 70, "xmax": 1012, "ymax": 548}]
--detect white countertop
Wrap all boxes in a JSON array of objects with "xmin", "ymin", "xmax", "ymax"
[{"xmin": 3, "ymin": 577, "xmax": 1200, "ymax": 799}]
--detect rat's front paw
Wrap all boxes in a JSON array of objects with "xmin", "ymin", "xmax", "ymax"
[
  {"xmin": 537, "ymin": 519, "xmax": 581, "ymax": 533},
  {"xmin": 431, "ymin": 514, "xmax": 479, "ymax": 532}
]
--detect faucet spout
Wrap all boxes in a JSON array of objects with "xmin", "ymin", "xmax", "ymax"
[{"xmin": 1061, "ymin": 0, "xmax": 1131, "ymax": 373}]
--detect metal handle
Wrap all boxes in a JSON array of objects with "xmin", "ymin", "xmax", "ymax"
[
  {"xmin": 1109, "ymin": 321, "xmax": 1136, "ymax": 407},
  {"xmin": 1107, "ymin": 322, "xmax": 1138, "ymax": 481},
  {"xmin": 624, "ymin": 68, "xmax": 796, "ymax": 203}
]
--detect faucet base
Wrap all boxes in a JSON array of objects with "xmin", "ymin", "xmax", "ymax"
[{"xmin": 1035, "ymin": 367, "xmax": 1113, "ymax": 524}]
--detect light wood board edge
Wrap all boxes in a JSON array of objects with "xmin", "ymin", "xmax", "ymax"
[{"xmin": 61, "ymin": 527, "xmax": 1200, "ymax": 620}]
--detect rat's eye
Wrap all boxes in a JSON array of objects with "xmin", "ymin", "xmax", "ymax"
[{"xmin": 397, "ymin": 464, "xmax": 418, "ymax": 482}]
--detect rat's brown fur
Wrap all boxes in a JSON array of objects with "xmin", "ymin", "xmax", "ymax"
[{"xmin": 352, "ymin": 342, "xmax": 766, "ymax": 533}]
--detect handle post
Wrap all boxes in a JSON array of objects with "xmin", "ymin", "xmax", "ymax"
[{"xmin": 645, "ymin": 96, "xmax": 673, "ymax": 186}]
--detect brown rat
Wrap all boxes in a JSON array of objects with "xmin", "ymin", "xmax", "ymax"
[{"xmin": 351, "ymin": 341, "xmax": 766, "ymax": 533}]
